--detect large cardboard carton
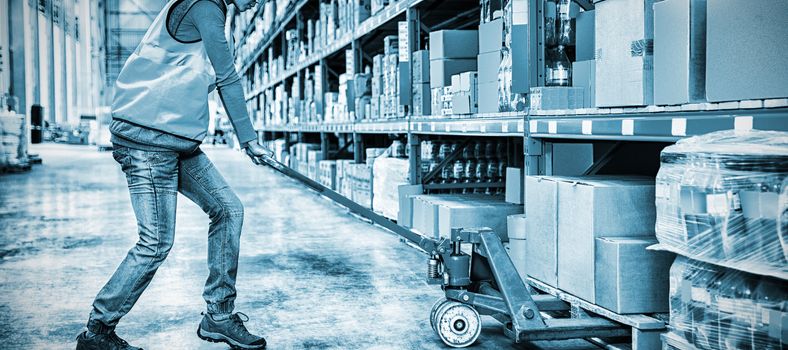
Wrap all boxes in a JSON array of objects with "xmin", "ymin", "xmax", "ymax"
[
  {"xmin": 429, "ymin": 30, "xmax": 479, "ymax": 60},
  {"xmin": 506, "ymin": 167, "xmax": 524, "ymax": 204},
  {"xmin": 478, "ymin": 19, "xmax": 504, "ymax": 54},
  {"xmin": 397, "ymin": 185, "xmax": 423, "ymax": 228},
  {"xmin": 477, "ymin": 51, "xmax": 502, "ymax": 84},
  {"xmin": 572, "ymin": 60, "xmax": 595, "ymax": 108},
  {"xmin": 705, "ymin": 0, "xmax": 788, "ymax": 102},
  {"xmin": 437, "ymin": 200, "xmax": 522, "ymax": 240},
  {"xmin": 478, "ymin": 81, "xmax": 499, "ymax": 113},
  {"xmin": 429, "ymin": 59, "xmax": 477, "ymax": 88},
  {"xmin": 595, "ymin": 0, "xmax": 655, "ymax": 107},
  {"xmin": 507, "ymin": 214, "xmax": 527, "ymax": 240},
  {"xmin": 557, "ymin": 177, "xmax": 656, "ymax": 303},
  {"xmin": 575, "ymin": 10, "xmax": 595, "ymax": 61},
  {"xmin": 524, "ymin": 176, "xmax": 561, "ymax": 286},
  {"xmin": 595, "ymin": 236, "xmax": 674, "ymax": 314},
  {"xmin": 654, "ymin": 0, "xmax": 706, "ymax": 105}
]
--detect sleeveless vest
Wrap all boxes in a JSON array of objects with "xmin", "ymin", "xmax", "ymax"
[{"xmin": 111, "ymin": 0, "xmax": 224, "ymax": 141}]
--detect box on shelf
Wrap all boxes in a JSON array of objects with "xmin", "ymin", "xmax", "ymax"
[
  {"xmin": 365, "ymin": 147, "xmax": 388, "ymax": 166},
  {"xmin": 318, "ymin": 160, "xmax": 337, "ymax": 190},
  {"xmin": 372, "ymin": 157, "xmax": 410, "ymax": 220},
  {"xmin": 307, "ymin": 150, "xmax": 324, "ymax": 180},
  {"xmin": 412, "ymin": 50, "xmax": 430, "ymax": 83},
  {"xmin": 595, "ymin": 236, "xmax": 674, "ymax": 314},
  {"xmin": 572, "ymin": 60, "xmax": 595, "ymax": 108},
  {"xmin": 529, "ymin": 87, "xmax": 585, "ymax": 110},
  {"xmin": 412, "ymin": 82, "xmax": 431, "ymax": 116},
  {"xmin": 477, "ymin": 51, "xmax": 502, "ymax": 84},
  {"xmin": 654, "ymin": 0, "xmax": 706, "ymax": 105},
  {"xmin": 478, "ymin": 18, "xmax": 504, "ymax": 54},
  {"xmin": 451, "ymin": 71, "xmax": 478, "ymax": 115},
  {"xmin": 397, "ymin": 185, "xmax": 423, "ymax": 228},
  {"xmin": 505, "ymin": 167, "xmax": 523, "ymax": 204},
  {"xmin": 575, "ymin": 10, "xmax": 595, "ymax": 62},
  {"xmin": 524, "ymin": 176, "xmax": 560, "ymax": 286},
  {"xmin": 705, "ymin": 0, "xmax": 788, "ymax": 102},
  {"xmin": 507, "ymin": 214, "xmax": 526, "ymax": 241},
  {"xmin": 595, "ymin": 0, "xmax": 655, "ymax": 107},
  {"xmin": 429, "ymin": 30, "xmax": 479, "ymax": 60},
  {"xmin": 477, "ymin": 81, "xmax": 499, "ymax": 113},
  {"xmin": 429, "ymin": 58, "xmax": 477, "ymax": 89}
]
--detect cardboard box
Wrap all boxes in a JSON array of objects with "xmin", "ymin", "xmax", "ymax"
[
  {"xmin": 654, "ymin": 0, "xmax": 706, "ymax": 105},
  {"xmin": 507, "ymin": 214, "xmax": 527, "ymax": 240},
  {"xmin": 397, "ymin": 185, "xmax": 423, "ymax": 228},
  {"xmin": 477, "ymin": 51, "xmax": 502, "ymax": 84},
  {"xmin": 575, "ymin": 10, "xmax": 595, "ymax": 61},
  {"xmin": 595, "ymin": 0, "xmax": 655, "ymax": 107},
  {"xmin": 429, "ymin": 58, "xmax": 477, "ymax": 88},
  {"xmin": 412, "ymin": 83, "xmax": 431, "ymax": 116},
  {"xmin": 557, "ymin": 177, "xmax": 657, "ymax": 303},
  {"xmin": 412, "ymin": 50, "xmax": 430, "ymax": 83},
  {"xmin": 572, "ymin": 60, "xmax": 595, "ymax": 108},
  {"xmin": 595, "ymin": 236, "xmax": 674, "ymax": 314},
  {"xmin": 530, "ymin": 87, "xmax": 585, "ymax": 110},
  {"xmin": 705, "ymin": 0, "xmax": 788, "ymax": 102},
  {"xmin": 510, "ymin": 24, "xmax": 531, "ymax": 94},
  {"xmin": 524, "ymin": 176, "xmax": 561, "ymax": 286},
  {"xmin": 505, "ymin": 167, "xmax": 524, "ymax": 204},
  {"xmin": 508, "ymin": 238, "xmax": 528, "ymax": 282},
  {"xmin": 437, "ymin": 198, "xmax": 523, "ymax": 239},
  {"xmin": 477, "ymin": 81, "xmax": 499, "ymax": 113},
  {"xmin": 479, "ymin": 19, "xmax": 504, "ymax": 54},
  {"xmin": 429, "ymin": 30, "xmax": 479, "ymax": 60}
]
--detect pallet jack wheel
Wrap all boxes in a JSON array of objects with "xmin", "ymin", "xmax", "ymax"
[
  {"xmin": 430, "ymin": 298, "xmax": 453, "ymax": 333},
  {"xmin": 434, "ymin": 301, "xmax": 481, "ymax": 348}
]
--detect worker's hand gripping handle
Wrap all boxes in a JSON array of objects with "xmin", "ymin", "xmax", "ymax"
[{"xmin": 244, "ymin": 141, "xmax": 275, "ymax": 166}]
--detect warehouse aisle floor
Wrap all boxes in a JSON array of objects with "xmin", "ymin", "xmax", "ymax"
[{"xmin": 0, "ymin": 144, "xmax": 597, "ymax": 350}]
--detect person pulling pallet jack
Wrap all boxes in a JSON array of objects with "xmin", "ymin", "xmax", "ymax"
[{"xmin": 75, "ymin": 0, "xmax": 270, "ymax": 349}]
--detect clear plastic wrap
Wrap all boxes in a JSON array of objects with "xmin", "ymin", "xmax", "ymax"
[
  {"xmin": 668, "ymin": 256, "xmax": 787, "ymax": 350},
  {"xmin": 655, "ymin": 130, "xmax": 788, "ymax": 279}
]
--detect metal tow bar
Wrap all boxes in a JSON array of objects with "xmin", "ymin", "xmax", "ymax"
[{"xmin": 254, "ymin": 155, "xmax": 628, "ymax": 348}]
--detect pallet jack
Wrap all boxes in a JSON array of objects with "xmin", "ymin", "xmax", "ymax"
[{"xmin": 254, "ymin": 154, "xmax": 630, "ymax": 348}]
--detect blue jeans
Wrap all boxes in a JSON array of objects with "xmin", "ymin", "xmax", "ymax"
[{"xmin": 87, "ymin": 146, "xmax": 244, "ymax": 334}]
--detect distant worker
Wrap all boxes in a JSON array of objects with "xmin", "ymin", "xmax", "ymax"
[{"xmin": 76, "ymin": 0, "xmax": 270, "ymax": 349}]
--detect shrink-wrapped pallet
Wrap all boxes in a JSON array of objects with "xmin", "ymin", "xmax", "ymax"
[{"xmin": 655, "ymin": 130, "xmax": 788, "ymax": 279}]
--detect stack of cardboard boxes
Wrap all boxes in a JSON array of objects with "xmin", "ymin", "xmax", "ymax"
[
  {"xmin": 450, "ymin": 72, "xmax": 479, "ymax": 115},
  {"xmin": 514, "ymin": 175, "xmax": 675, "ymax": 314},
  {"xmin": 429, "ymin": 30, "xmax": 477, "ymax": 116},
  {"xmin": 411, "ymin": 50, "xmax": 431, "ymax": 116},
  {"xmin": 477, "ymin": 19, "xmax": 504, "ymax": 113}
]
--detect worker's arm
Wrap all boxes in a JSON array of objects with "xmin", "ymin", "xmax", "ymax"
[{"xmin": 188, "ymin": 1, "xmax": 258, "ymax": 147}]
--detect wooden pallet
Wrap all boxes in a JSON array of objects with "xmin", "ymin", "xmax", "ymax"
[{"xmin": 527, "ymin": 277, "xmax": 668, "ymax": 350}]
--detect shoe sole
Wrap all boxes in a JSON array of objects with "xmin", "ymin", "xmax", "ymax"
[{"xmin": 197, "ymin": 326, "xmax": 266, "ymax": 350}]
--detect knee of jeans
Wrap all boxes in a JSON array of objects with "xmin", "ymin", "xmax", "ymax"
[{"xmin": 223, "ymin": 194, "xmax": 244, "ymax": 218}]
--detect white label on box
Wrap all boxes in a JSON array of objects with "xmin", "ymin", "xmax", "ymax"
[
  {"xmin": 706, "ymin": 193, "xmax": 730, "ymax": 215},
  {"xmin": 398, "ymin": 22, "xmax": 409, "ymax": 62},
  {"xmin": 622, "ymin": 119, "xmax": 634, "ymax": 135},
  {"xmin": 734, "ymin": 116, "xmax": 754, "ymax": 131},
  {"xmin": 655, "ymin": 182, "xmax": 670, "ymax": 200},
  {"xmin": 517, "ymin": 120, "xmax": 524, "ymax": 133},
  {"xmin": 548, "ymin": 121, "xmax": 557, "ymax": 134},
  {"xmin": 529, "ymin": 120, "xmax": 538, "ymax": 133},
  {"xmin": 581, "ymin": 120, "xmax": 592, "ymax": 135},
  {"xmin": 671, "ymin": 118, "xmax": 687, "ymax": 136}
]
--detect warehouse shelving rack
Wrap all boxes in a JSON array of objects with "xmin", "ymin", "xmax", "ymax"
[{"xmin": 232, "ymin": 0, "xmax": 788, "ymax": 348}]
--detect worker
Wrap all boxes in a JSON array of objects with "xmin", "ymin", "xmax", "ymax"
[{"xmin": 75, "ymin": 0, "xmax": 269, "ymax": 349}]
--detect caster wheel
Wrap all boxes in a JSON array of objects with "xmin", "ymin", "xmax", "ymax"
[
  {"xmin": 434, "ymin": 301, "xmax": 481, "ymax": 348},
  {"xmin": 430, "ymin": 298, "xmax": 452, "ymax": 333}
]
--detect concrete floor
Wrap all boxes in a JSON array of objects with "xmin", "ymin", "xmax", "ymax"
[{"xmin": 0, "ymin": 144, "xmax": 598, "ymax": 350}]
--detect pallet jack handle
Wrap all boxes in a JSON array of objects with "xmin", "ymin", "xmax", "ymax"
[{"xmin": 253, "ymin": 154, "xmax": 441, "ymax": 253}]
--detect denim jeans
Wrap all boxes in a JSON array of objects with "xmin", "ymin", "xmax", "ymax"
[{"xmin": 87, "ymin": 145, "xmax": 244, "ymax": 334}]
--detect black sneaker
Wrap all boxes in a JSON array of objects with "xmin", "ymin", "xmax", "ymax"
[
  {"xmin": 197, "ymin": 312, "xmax": 266, "ymax": 349},
  {"xmin": 75, "ymin": 331, "xmax": 142, "ymax": 350}
]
